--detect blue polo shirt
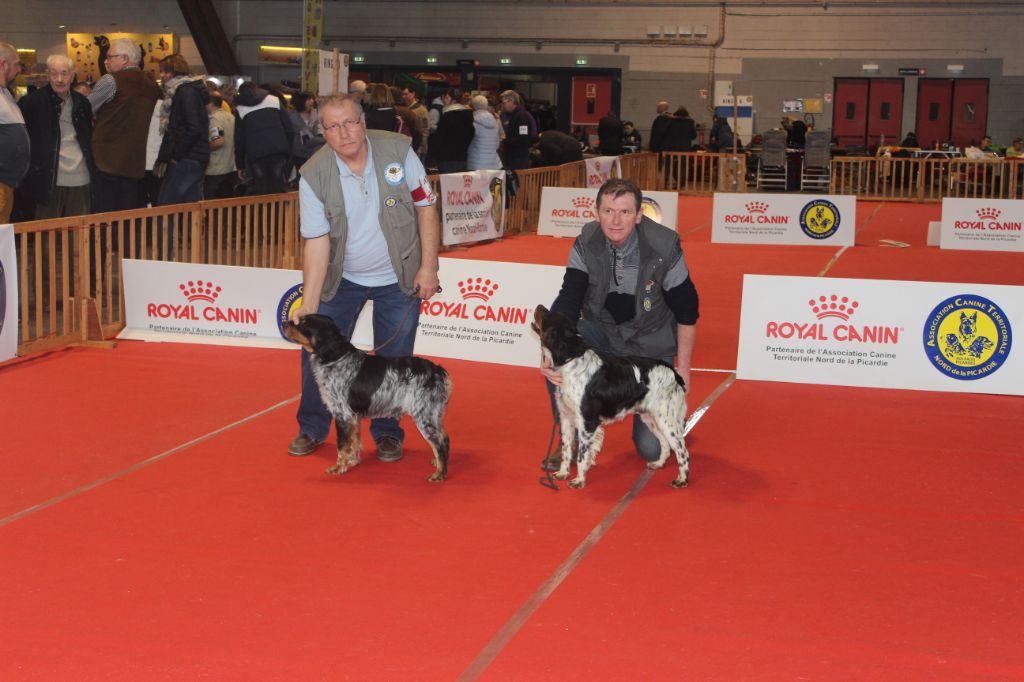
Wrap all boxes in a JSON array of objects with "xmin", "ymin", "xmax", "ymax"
[{"xmin": 299, "ymin": 141, "xmax": 435, "ymax": 287}]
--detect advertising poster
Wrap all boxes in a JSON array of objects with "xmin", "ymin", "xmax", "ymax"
[
  {"xmin": 438, "ymin": 170, "xmax": 505, "ymax": 246},
  {"xmin": 302, "ymin": 0, "xmax": 324, "ymax": 91},
  {"xmin": 737, "ymin": 274, "xmax": 1021, "ymax": 395},
  {"xmin": 584, "ymin": 156, "xmax": 621, "ymax": 188},
  {"xmin": 0, "ymin": 225, "xmax": 17, "ymax": 362},
  {"xmin": 940, "ymin": 198, "xmax": 1024, "ymax": 252},
  {"xmin": 712, "ymin": 192, "xmax": 856, "ymax": 246}
]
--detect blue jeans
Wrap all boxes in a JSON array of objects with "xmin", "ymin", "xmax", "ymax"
[
  {"xmin": 545, "ymin": 318, "xmax": 673, "ymax": 461},
  {"xmin": 157, "ymin": 159, "xmax": 205, "ymax": 205},
  {"xmin": 297, "ymin": 279, "xmax": 421, "ymax": 445}
]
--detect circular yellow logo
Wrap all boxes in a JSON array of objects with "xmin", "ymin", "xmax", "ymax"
[
  {"xmin": 799, "ymin": 199, "xmax": 840, "ymax": 239},
  {"xmin": 923, "ymin": 294, "xmax": 1012, "ymax": 380}
]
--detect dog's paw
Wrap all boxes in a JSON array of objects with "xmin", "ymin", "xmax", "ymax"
[
  {"xmin": 568, "ymin": 478, "xmax": 586, "ymax": 489},
  {"xmin": 671, "ymin": 477, "xmax": 689, "ymax": 489},
  {"xmin": 553, "ymin": 471, "xmax": 568, "ymax": 480},
  {"xmin": 427, "ymin": 471, "xmax": 446, "ymax": 483},
  {"xmin": 326, "ymin": 464, "xmax": 350, "ymax": 475}
]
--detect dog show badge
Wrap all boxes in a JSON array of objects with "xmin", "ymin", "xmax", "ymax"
[
  {"xmin": 384, "ymin": 196, "xmax": 397, "ymax": 208},
  {"xmin": 799, "ymin": 199, "xmax": 841, "ymax": 240},
  {"xmin": 922, "ymin": 293, "xmax": 1012, "ymax": 380},
  {"xmin": 642, "ymin": 280, "xmax": 655, "ymax": 311},
  {"xmin": 384, "ymin": 163, "xmax": 405, "ymax": 185}
]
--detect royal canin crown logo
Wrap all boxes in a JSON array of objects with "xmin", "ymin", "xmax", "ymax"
[
  {"xmin": 458, "ymin": 277, "xmax": 500, "ymax": 301},
  {"xmin": 180, "ymin": 280, "xmax": 222, "ymax": 303},
  {"xmin": 808, "ymin": 294, "xmax": 859, "ymax": 320},
  {"xmin": 745, "ymin": 201, "xmax": 769, "ymax": 214},
  {"xmin": 572, "ymin": 197, "xmax": 594, "ymax": 209},
  {"xmin": 976, "ymin": 207, "xmax": 1001, "ymax": 220},
  {"xmin": 463, "ymin": 175, "xmax": 474, "ymax": 188}
]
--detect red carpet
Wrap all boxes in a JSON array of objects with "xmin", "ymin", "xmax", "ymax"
[{"xmin": 2, "ymin": 198, "xmax": 1022, "ymax": 680}]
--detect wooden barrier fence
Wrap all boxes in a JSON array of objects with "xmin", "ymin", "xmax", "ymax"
[
  {"xmin": 16, "ymin": 150, "xmax": 1012, "ymax": 358},
  {"xmin": 832, "ymin": 156, "xmax": 1024, "ymax": 201}
]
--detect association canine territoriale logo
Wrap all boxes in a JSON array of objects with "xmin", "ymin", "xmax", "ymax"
[
  {"xmin": 923, "ymin": 294, "xmax": 1012, "ymax": 380},
  {"xmin": 179, "ymin": 279, "xmax": 221, "ymax": 303},
  {"xmin": 799, "ymin": 199, "xmax": 841, "ymax": 239},
  {"xmin": 276, "ymin": 284, "xmax": 304, "ymax": 341}
]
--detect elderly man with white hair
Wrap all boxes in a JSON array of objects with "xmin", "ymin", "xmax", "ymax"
[
  {"xmin": 17, "ymin": 54, "xmax": 94, "ymax": 218},
  {"xmin": 0, "ymin": 41, "xmax": 29, "ymax": 223},
  {"xmin": 88, "ymin": 38, "xmax": 162, "ymax": 212}
]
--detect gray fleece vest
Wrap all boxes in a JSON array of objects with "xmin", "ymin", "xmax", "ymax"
[
  {"xmin": 300, "ymin": 130, "xmax": 421, "ymax": 301},
  {"xmin": 579, "ymin": 216, "xmax": 679, "ymax": 358}
]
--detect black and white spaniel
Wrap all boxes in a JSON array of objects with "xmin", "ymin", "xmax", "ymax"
[
  {"xmin": 533, "ymin": 305, "xmax": 689, "ymax": 489},
  {"xmin": 282, "ymin": 314, "xmax": 452, "ymax": 482}
]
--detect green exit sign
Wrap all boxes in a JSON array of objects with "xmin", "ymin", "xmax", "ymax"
[
  {"xmin": 575, "ymin": 57, "xmax": 588, "ymax": 65},
  {"xmin": 500, "ymin": 57, "xmax": 511, "ymax": 65},
  {"xmin": 426, "ymin": 56, "xmax": 438, "ymax": 64}
]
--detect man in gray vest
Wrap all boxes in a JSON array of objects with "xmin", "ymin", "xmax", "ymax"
[
  {"xmin": 540, "ymin": 178, "xmax": 699, "ymax": 471},
  {"xmin": 288, "ymin": 94, "xmax": 441, "ymax": 461}
]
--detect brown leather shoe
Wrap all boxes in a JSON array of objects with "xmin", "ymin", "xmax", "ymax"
[
  {"xmin": 288, "ymin": 433, "xmax": 323, "ymax": 457},
  {"xmin": 376, "ymin": 437, "xmax": 404, "ymax": 462}
]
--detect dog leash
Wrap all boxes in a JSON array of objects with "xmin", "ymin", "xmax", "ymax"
[
  {"xmin": 367, "ymin": 284, "xmax": 442, "ymax": 354},
  {"xmin": 538, "ymin": 418, "xmax": 560, "ymax": 492}
]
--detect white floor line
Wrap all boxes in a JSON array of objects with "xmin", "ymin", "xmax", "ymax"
[
  {"xmin": 458, "ymin": 372, "xmax": 737, "ymax": 681},
  {"xmin": 0, "ymin": 395, "xmax": 300, "ymax": 529}
]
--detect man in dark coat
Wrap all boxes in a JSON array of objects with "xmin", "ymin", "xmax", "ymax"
[
  {"xmin": 597, "ymin": 111, "xmax": 624, "ymax": 156},
  {"xmin": 234, "ymin": 82, "xmax": 293, "ymax": 194},
  {"xmin": 17, "ymin": 53, "xmax": 94, "ymax": 218},
  {"xmin": 535, "ymin": 130, "xmax": 583, "ymax": 166}
]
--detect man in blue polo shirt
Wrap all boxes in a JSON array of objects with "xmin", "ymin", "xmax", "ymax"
[{"xmin": 288, "ymin": 93, "xmax": 441, "ymax": 462}]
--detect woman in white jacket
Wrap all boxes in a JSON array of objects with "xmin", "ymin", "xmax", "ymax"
[{"xmin": 467, "ymin": 95, "xmax": 503, "ymax": 171}]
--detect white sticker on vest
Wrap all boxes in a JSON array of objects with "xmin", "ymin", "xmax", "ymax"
[{"xmin": 384, "ymin": 163, "xmax": 405, "ymax": 185}]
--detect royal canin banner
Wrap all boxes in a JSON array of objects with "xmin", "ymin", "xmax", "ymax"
[
  {"xmin": 438, "ymin": 170, "xmax": 505, "ymax": 246},
  {"xmin": 584, "ymin": 156, "xmax": 622, "ymax": 188},
  {"xmin": 940, "ymin": 198, "xmax": 1024, "ymax": 252},
  {"xmin": 356, "ymin": 257, "xmax": 564, "ymax": 366},
  {"xmin": 119, "ymin": 258, "xmax": 564, "ymax": 367},
  {"xmin": 0, "ymin": 225, "xmax": 18, "ymax": 362},
  {"xmin": 119, "ymin": 259, "xmax": 303, "ymax": 349},
  {"xmin": 737, "ymin": 274, "xmax": 1022, "ymax": 395},
  {"xmin": 537, "ymin": 187, "xmax": 679, "ymax": 238},
  {"xmin": 712, "ymin": 193, "xmax": 856, "ymax": 246}
]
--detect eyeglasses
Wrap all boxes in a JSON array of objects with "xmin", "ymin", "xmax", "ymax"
[{"xmin": 323, "ymin": 118, "xmax": 363, "ymax": 134}]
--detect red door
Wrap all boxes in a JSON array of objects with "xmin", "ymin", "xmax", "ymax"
[
  {"xmin": 570, "ymin": 75, "xmax": 612, "ymax": 128},
  {"xmin": 866, "ymin": 78, "xmax": 903, "ymax": 148},
  {"xmin": 951, "ymin": 79, "xmax": 989, "ymax": 148},
  {"xmin": 832, "ymin": 78, "xmax": 869, "ymax": 149},
  {"xmin": 916, "ymin": 79, "xmax": 953, "ymax": 149}
]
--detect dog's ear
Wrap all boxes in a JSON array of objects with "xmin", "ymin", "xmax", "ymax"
[{"xmin": 532, "ymin": 305, "xmax": 549, "ymax": 335}]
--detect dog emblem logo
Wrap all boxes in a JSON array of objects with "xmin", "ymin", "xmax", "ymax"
[
  {"xmin": 799, "ymin": 199, "xmax": 841, "ymax": 240},
  {"xmin": 384, "ymin": 196, "xmax": 397, "ymax": 208},
  {"xmin": 384, "ymin": 163, "xmax": 404, "ymax": 185},
  {"xmin": 277, "ymin": 284, "xmax": 304, "ymax": 341},
  {"xmin": 923, "ymin": 294, "xmax": 1012, "ymax": 380},
  {"xmin": 641, "ymin": 196, "xmax": 663, "ymax": 223}
]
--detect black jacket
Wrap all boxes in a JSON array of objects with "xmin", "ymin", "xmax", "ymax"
[
  {"xmin": 17, "ymin": 85, "xmax": 94, "ymax": 204},
  {"xmin": 234, "ymin": 88, "xmax": 294, "ymax": 169},
  {"xmin": 430, "ymin": 107, "xmax": 475, "ymax": 163},
  {"xmin": 158, "ymin": 79, "xmax": 211, "ymax": 165},
  {"xmin": 597, "ymin": 114, "xmax": 624, "ymax": 155},
  {"xmin": 537, "ymin": 130, "xmax": 583, "ymax": 166},
  {"xmin": 661, "ymin": 115, "xmax": 697, "ymax": 152}
]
